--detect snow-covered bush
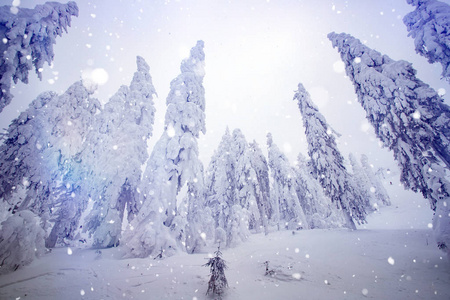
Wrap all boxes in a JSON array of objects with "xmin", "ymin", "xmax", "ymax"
[
  {"xmin": 0, "ymin": 210, "xmax": 46, "ymax": 274},
  {"xmin": 0, "ymin": 1, "xmax": 79, "ymax": 113}
]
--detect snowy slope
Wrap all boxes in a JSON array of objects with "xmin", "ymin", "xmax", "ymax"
[{"xmin": 0, "ymin": 188, "xmax": 448, "ymax": 300}]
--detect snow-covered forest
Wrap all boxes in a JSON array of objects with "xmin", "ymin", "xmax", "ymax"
[{"xmin": 0, "ymin": 0, "xmax": 449, "ymax": 299}]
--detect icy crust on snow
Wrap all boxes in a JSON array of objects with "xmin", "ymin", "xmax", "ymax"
[
  {"xmin": 293, "ymin": 83, "xmax": 367, "ymax": 228},
  {"xmin": 82, "ymin": 56, "xmax": 157, "ymax": 249},
  {"xmin": 404, "ymin": 0, "xmax": 450, "ymax": 82},
  {"xmin": 328, "ymin": 31, "xmax": 450, "ymax": 256},
  {"xmin": 122, "ymin": 41, "xmax": 206, "ymax": 258},
  {"xmin": 0, "ymin": 1, "xmax": 78, "ymax": 113}
]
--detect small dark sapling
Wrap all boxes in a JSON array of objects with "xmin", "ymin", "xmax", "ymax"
[{"xmin": 204, "ymin": 243, "xmax": 228, "ymax": 297}]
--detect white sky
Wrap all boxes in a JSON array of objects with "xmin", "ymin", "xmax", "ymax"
[{"xmin": 2, "ymin": 0, "xmax": 450, "ymax": 174}]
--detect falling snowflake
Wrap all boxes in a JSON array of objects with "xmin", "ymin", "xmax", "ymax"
[
  {"xmin": 333, "ymin": 61, "xmax": 345, "ymax": 73},
  {"xmin": 387, "ymin": 257, "xmax": 395, "ymax": 265},
  {"xmin": 412, "ymin": 110, "xmax": 421, "ymax": 120}
]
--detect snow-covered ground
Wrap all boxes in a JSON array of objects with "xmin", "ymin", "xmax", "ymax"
[{"xmin": 1, "ymin": 186, "xmax": 448, "ymax": 300}]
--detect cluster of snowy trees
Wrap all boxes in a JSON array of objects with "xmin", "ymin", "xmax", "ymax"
[
  {"xmin": 0, "ymin": 34, "xmax": 388, "ymax": 273},
  {"xmin": 1, "ymin": 0, "xmax": 450, "ymax": 273},
  {"xmin": 327, "ymin": 0, "xmax": 450, "ymax": 256}
]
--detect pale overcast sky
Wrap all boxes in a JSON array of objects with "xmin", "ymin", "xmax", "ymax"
[{"xmin": 2, "ymin": 0, "xmax": 450, "ymax": 175}]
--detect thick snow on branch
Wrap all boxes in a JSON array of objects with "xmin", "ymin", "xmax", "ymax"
[
  {"xmin": 404, "ymin": 0, "xmax": 450, "ymax": 81},
  {"xmin": 0, "ymin": 1, "xmax": 78, "ymax": 113}
]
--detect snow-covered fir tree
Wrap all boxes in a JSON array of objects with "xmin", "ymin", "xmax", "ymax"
[
  {"xmin": 246, "ymin": 141, "xmax": 271, "ymax": 235},
  {"xmin": 0, "ymin": 81, "xmax": 100, "ymax": 245},
  {"xmin": 122, "ymin": 41, "xmax": 206, "ymax": 258},
  {"xmin": 0, "ymin": 1, "xmax": 78, "ymax": 113},
  {"xmin": 348, "ymin": 153, "xmax": 377, "ymax": 211},
  {"xmin": 204, "ymin": 244, "xmax": 228, "ymax": 297},
  {"xmin": 328, "ymin": 31, "xmax": 450, "ymax": 254},
  {"xmin": 293, "ymin": 83, "xmax": 367, "ymax": 229},
  {"xmin": 267, "ymin": 133, "xmax": 308, "ymax": 230},
  {"xmin": 205, "ymin": 128, "xmax": 250, "ymax": 248},
  {"xmin": 293, "ymin": 153, "xmax": 347, "ymax": 229},
  {"xmin": 232, "ymin": 129, "xmax": 268, "ymax": 238},
  {"xmin": 205, "ymin": 128, "xmax": 272, "ymax": 247},
  {"xmin": 81, "ymin": 56, "xmax": 157, "ymax": 248},
  {"xmin": 403, "ymin": 0, "xmax": 450, "ymax": 82},
  {"xmin": 360, "ymin": 154, "xmax": 391, "ymax": 207}
]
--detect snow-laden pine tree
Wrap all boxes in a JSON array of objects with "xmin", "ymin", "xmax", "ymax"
[
  {"xmin": 204, "ymin": 244, "xmax": 228, "ymax": 297},
  {"xmin": 267, "ymin": 133, "xmax": 308, "ymax": 230},
  {"xmin": 360, "ymin": 154, "xmax": 391, "ymax": 206},
  {"xmin": 122, "ymin": 41, "xmax": 206, "ymax": 257},
  {"xmin": 0, "ymin": 81, "xmax": 100, "ymax": 233},
  {"xmin": 328, "ymin": 32, "xmax": 450, "ymax": 254},
  {"xmin": 233, "ymin": 129, "xmax": 270, "ymax": 237},
  {"xmin": 0, "ymin": 1, "xmax": 78, "ymax": 113},
  {"xmin": 205, "ymin": 128, "xmax": 250, "ymax": 248},
  {"xmin": 293, "ymin": 153, "xmax": 347, "ymax": 229},
  {"xmin": 348, "ymin": 153, "xmax": 377, "ymax": 210},
  {"xmin": 246, "ymin": 141, "xmax": 271, "ymax": 235},
  {"xmin": 293, "ymin": 83, "xmax": 367, "ymax": 229},
  {"xmin": 403, "ymin": 0, "xmax": 450, "ymax": 82},
  {"xmin": 81, "ymin": 56, "xmax": 157, "ymax": 248},
  {"xmin": 205, "ymin": 128, "xmax": 271, "ymax": 247}
]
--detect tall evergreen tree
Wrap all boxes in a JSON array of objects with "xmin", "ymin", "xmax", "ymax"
[
  {"xmin": 122, "ymin": 41, "xmax": 206, "ymax": 257},
  {"xmin": 293, "ymin": 83, "xmax": 367, "ymax": 229},
  {"xmin": 348, "ymin": 153, "xmax": 376, "ymax": 210},
  {"xmin": 0, "ymin": 1, "xmax": 79, "ymax": 113},
  {"xmin": 0, "ymin": 81, "xmax": 100, "ymax": 230},
  {"xmin": 360, "ymin": 154, "xmax": 391, "ymax": 207},
  {"xmin": 233, "ymin": 130, "xmax": 269, "ymax": 236},
  {"xmin": 267, "ymin": 133, "xmax": 308, "ymax": 230},
  {"xmin": 247, "ymin": 140, "xmax": 271, "ymax": 235},
  {"xmin": 403, "ymin": 0, "xmax": 450, "ymax": 82},
  {"xmin": 205, "ymin": 128, "xmax": 242, "ymax": 246},
  {"xmin": 82, "ymin": 56, "xmax": 157, "ymax": 248},
  {"xmin": 293, "ymin": 153, "xmax": 347, "ymax": 229},
  {"xmin": 328, "ymin": 31, "xmax": 450, "ymax": 253}
]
